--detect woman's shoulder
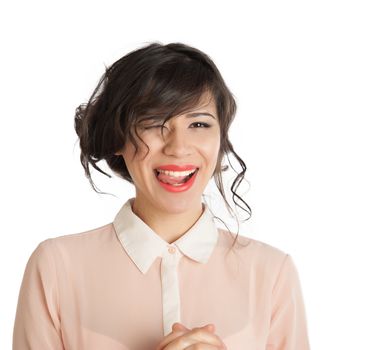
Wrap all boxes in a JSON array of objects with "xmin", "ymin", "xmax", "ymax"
[
  {"xmin": 36, "ymin": 222, "xmax": 115, "ymax": 254},
  {"xmin": 217, "ymin": 228, "xmax": 289, "ymax": 263}
]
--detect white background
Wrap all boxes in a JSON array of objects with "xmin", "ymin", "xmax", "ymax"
[{"xmin": 1, "ymin": 0, "xmax": 371, "ymax": 349}]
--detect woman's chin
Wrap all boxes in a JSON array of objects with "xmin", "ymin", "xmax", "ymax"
[{"xmin": 153, "ymin": 196, "xmax": 202, "ymax": 214}]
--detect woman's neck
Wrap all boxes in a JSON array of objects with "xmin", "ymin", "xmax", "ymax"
[{"xmin": 130, "ymin": 196, "xmax": 204, "ymax": 244}]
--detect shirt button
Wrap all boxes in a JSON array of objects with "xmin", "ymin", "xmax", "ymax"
[{"xmin": 168, "ymin": 246, "xmax": 176, "ymax": 254}]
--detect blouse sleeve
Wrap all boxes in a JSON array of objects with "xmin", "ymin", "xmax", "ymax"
[
  {"xmin": 13, "ymin": 239, "xmax": 65, "ymax": 350},
  {"xmin": 266, "ymin": 254, "xmax": 311, "ymax": 350}
]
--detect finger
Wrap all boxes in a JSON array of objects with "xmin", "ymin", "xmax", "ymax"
[
  {"xmin": 156, "ymin": 324, "xmax": 220, "ymax": 350},
  {"xmin": 173, "ymin": 323, "xmax": 214, "ymax": 333},
  {"xmin": 205, "ymin": 324, "xmax": 215, "ymax": 333},
  {"xmin": 170, "ymin": 326, "xmax": 225, "ymax": 349},
  {"xmin": 155, "ymin": 323, "xmax": 197, "ymax": 350},
  {"xmin": 190, "ymin": 324, "xmax": 214, "ymax": 332},
  {"xmin": 172, "ymin": 322, "xmax": 190, "ymax": 332},
  {"xmin": 194, "ymin": 324, "xmax": 216, "ymax": 335},
  {"xmin": 155, "ymin": 328, "xmax": 188, "ymax": 350}
]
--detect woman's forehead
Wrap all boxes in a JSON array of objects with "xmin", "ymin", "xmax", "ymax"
[{"xmin": 135, "ymin": 91, "xmax": 217, "ymax": 122}]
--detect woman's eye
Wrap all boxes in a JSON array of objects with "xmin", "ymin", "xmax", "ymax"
[
  {"xmin": 190, "ymin": 122, "xmax": 210, "ymax": 128},
  {"xmin": 142, "ymin": 122, "xmax": 210, "ymax": 130}
]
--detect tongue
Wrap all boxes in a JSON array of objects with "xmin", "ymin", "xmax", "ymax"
[{"xmin": 157, "ymin": 173, "xmax": 190, "ymax": 185}]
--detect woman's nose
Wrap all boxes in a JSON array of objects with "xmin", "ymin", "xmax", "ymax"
[{"xmin": 162, "ymin": 129, "xmax": 193, "ymax": 157}]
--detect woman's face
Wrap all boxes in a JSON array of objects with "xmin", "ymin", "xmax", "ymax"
[{"xmin": 116, "ymin": 91, "xmax": 221, "ymax": 214}]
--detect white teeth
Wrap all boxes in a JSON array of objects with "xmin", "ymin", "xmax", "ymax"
[{"xmin": 156, "ymin": 169, "xmax": 197, "ymax": 177}]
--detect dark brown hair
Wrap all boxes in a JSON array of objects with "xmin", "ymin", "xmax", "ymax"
[{"xmin": 74, "ymin": 41, "xmax": 252, "ymax": 252}]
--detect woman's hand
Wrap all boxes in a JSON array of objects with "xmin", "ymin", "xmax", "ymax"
[{"xmin": 155, "ymin": 322, "xmax": 227, "ymax": 350}]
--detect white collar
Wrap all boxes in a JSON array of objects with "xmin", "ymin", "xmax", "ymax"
[{"xmin": 113, "ymin": 198, "xmax": 219, "ymax": 274}]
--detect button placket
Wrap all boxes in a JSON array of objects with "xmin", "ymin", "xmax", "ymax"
[{"xmin": 160, "ymin": 245, "xmax": 182, "ymax": 336}]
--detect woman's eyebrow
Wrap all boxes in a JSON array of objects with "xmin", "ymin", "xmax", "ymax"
[{"xmin": 185, "ymin": 112, "xmax": 216, "ymax": 119}]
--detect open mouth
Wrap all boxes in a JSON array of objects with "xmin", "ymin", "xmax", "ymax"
[{"xmin": 154, "ymin": 168, "xmax": 199, "ymax": 185}]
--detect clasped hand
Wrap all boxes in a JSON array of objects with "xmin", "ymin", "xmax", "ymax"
[{"xmin": 155, "ymin": 322, "xmax": 227, "ymax": 350}]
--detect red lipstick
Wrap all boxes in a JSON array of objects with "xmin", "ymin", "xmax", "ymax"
[
  {"xmin": 155, "ymin": 168, "xmax": 198, "ymax": 193},
  {"xmin": 155, "ymin": 164, "xmax": 198, "ymax": 171}
]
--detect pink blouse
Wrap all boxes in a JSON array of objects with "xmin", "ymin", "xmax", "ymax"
[{"xmin": 13, "ymin": 197, "xmax": 311, "ymax": 349}]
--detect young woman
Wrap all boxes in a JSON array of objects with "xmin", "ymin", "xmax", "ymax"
[{"xmin": 13, "ymin": 42, "xmax": 311, "ymax": 349}]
